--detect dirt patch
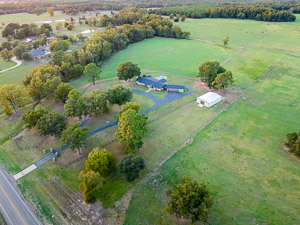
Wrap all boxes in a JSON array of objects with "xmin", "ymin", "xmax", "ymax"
[
  {"xmin": 101, "ymin": 186, "xmax": 137, "ymax": 225},
  {"xmin": 283, "ymin": 145, "xmax": 300, "ymax": 163}
]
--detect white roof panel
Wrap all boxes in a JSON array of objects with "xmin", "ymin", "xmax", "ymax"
[{"xmin": 198, "ymin": 92, "xmax": 222, "ymax": 103}]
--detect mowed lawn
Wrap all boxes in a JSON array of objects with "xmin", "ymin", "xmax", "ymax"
[
  {"xmin": 179, "ymin": 15, "xmax": 300, "ymax": 53},
  {"xmin": 125, "ymin": 55, "xmax": 300, "ymax": 225},
  {"xmin": 70, "ymin": 37, "xmax": 236, "ymax": 89}
]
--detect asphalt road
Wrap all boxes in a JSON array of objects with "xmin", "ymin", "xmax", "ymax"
[{"xmin": 0, "ymin": 169, "xmax": 41, "ymax": 225}]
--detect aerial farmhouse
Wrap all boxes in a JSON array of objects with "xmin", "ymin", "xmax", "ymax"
[{"xmin": 136, "ymin": 75, "xmax": 185, "ymax": 92}]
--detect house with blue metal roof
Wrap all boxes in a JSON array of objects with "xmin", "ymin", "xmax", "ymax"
[
  {"xmin": 136, "ymin": 75, "xmax": 185, "ymax": 92},
  {"xmin": 28, "ymin": 48, "xmax": 47, "ymax": 60}
]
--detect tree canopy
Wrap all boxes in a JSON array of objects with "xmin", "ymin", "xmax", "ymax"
[
  {"xmin": 60, "ymin": 122, "xmax": 90, "ymax": 151},
  {"xmin": 22, "ymin": 106, "xmax": 48, "ymax": 130},
  {"xmin": 0, "ymin": 84, "xmax": 28, "ymax": 116},
  {"xmin": 117, "ymin": 61, "xmax": 141, "ymax": 81},
  {"xmin": 107, "ymin": 85, "xmax": 133, "ymax": 106},
  {"xmin": 286, "ymin": 131, "xmax": 300, "ymax": 157},
  {"xmin": 117, "ymin": 154, "xmax": 145, "ymax": 182},
  {"xmin": 79, "ymin": 170, "xmax": 105, "ymax": 204},
  {"xmin": 36, "ymin": 111, "xmax": 67, "ymax": 137},
  {"xmin": 65, "ymin": 89, "xmax": 85, "ymax": 119},
  {"xmin": 164, "ymin": 176, "xmax": 213, "ymax": 224},
  {"xmin": 84, "ymin": 63, "xmax": 102, "ymax": 85},
  {"xmin": 114, "ymin": 109, "xmax": 147, "ymax": 153},
  {"xmin": 84, "ymin": 147, "xmax": 116, "ymax": 175},
  {"xmin": 198, "ymin": 61, "xmax": 233, "ymax": 89},
  {"xmin": 82, "ymin": 89, "xmax": 109, "ymax": 117},
  {"xmin": 116, "ymin": 102, "xmax": 140, "ymax": 120}
]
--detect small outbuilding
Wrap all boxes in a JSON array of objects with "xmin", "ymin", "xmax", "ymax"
[{"xmin": 197, "ymin": 92, "xmax": 222, "ymax": 108}]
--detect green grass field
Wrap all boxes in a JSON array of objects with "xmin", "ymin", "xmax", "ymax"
[
  {"xmin": 125, "ymin": 55, "xmax": 300, "ymax": 225},
  {"xmin": 0, "ymin": 12, "xmax": 299, "ymax": 225},
  {"xmin": 70, "ymin": 37, "xmax": 236, "ymax": 88}
]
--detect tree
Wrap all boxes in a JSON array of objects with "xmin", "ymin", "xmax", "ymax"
[
  {"xmin": 181, "ymin": 15, "xmax": 186, "ymax": 21},
  {"xmin": 60, "ymin": 122, "xmax": 89, "ymax": 151},
  {"xmin": 54, "ymin": 83, "xmax": 74, "ymax": 103},
  {"xmin": 22, "ymin": 52, "xmax": 33, "ymax": 61},
  {"xmin": 0, "ymin": 84, "xmax": 28, "ymax": 116},
  {"xmin": 198, "ymin": 61, "xmax": 226, "ymax": 88},
  {"xmin": 65, "ymin": 89, "xmax": 85, "ymax": 119},
  {"xmin": 82, "ymin": 90, "xmax": 109, "ymax": 116},
  {"xmin": 84, "ymin": 148, "xmax": 116, "ymax": 175},
  {"xmin": 56, "ymin": 22, "xmax": 62, "ymax": 30},
  {"xmin": 67, "ymin": 24, "xmax": 74, "ymax": 31},
  {"xmin": 107, "ymin": 85, "xmax": 133, "ymax": 107},
  {"xmin": 68, "ymin": 34, "xmax": 76, "ymax": 44},
  {"xmin": 117, "ymin": 62, "xmax": 141, "ymax": 81},
  {"xmin": 169, "ymin": 14, "xmax": 174, "ymax": 19},
  {"xmin": 36, "ymin": 111, "xmax": 68, "ymax": 137},
  {"xmin": 22, "ymin": 106, "xmax": 48, "ymax": 129},
  {"xmin": 47, "ymin": 7, "xmax": 54, "ymax": 16},
  {"xmin": 0, "ymin": 49, "xmax": 13, "ymax": 61},
  {"xmin": 223, "ymin": 36, "xmax": 229, "ymax": 46},
  {"xmin": 84, "ymin": 63, "xmax": 101, "ymax": 85},
  {"xmin": 2, "ymin": 42, "xmax": 12, "ymax": 50},
  {"xmin": 114, "ymin": 109, "xmax": 147, "ymax": 153},
  {"xmin": 24, "ymin": 64, "xmax": 61, "ymax": 104},
  {"xmin": 212, "ymin": 71, "xmax": 234, "ymax": 89},
  {"xmin": 117, "ymin": 154, "xmax": 145, "ymax": 182},
  {"xmin": 286, "ymin": 131, "xmax": 300, "ymax": 157},
  {"xmin": 12, "ymin": 44, "xmax": 26, "ymax": 59},
  {"xmin": 79, "ymin": 170, "xmax": 106, "ymax": 204},
  {"xmin": 51, "ymin": 50, "xmax": 65, "ymax": 66},
  {"xmin": 116, "ymin": 102, "xmax": 140, "ymax": 120},
  {"xmin": 164, "ymin": 176, "xmax": 213, "ymax": 224}
]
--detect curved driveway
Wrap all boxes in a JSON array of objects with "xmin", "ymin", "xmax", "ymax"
[
  {"xmin": 133, "ymin": 85, "xmax": 193, "ymax": 113},
  {"xmin": 0, "ymin": 57, "xmax": 22, "ymax": 74},
  {"xmin": 13, "ymin": 85, "xmax": 193, "ymax": 180}
]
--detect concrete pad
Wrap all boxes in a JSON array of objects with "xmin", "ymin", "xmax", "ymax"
[{"xmin": 13, "ymin": 165, "xmax": 37, "ymax": 180}]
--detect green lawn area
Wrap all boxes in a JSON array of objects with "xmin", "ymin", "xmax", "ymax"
[
  {"xmin": 124, "ymin": 55, "xmax": 300, "ymax": 225},
  {"xmin": 70, "ymin": 37, "xmax": 236, "ymax": 88},
  {"xmin": 0, "ymin": 58, "xmax": 16, "ymax": 71},
  {"xmin": 0, "ymin": 57, "xmax": 51, "ymax": 85}
]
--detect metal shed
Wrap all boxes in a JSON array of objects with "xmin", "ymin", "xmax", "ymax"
[{"xmin": 197, "ymin": 92, "xmax": 222, "ymax": 107}]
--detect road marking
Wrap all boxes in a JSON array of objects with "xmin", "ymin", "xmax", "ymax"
[
  {"xmin": 0, "ymin": 170, "xmax": 41, "ymax": 225},
  {"xmin": 0, "ymin": 182, "xmax": 27, "ymax": 225},
  {"xmin": 0, "ymin": 200, "xmax": 13, "ymax": 225}
]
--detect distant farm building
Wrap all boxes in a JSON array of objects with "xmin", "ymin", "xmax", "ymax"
[
  {"xmin": 28, "ymin": 48, "xmax": 47, "ymax": 60},
  {"xmin": 136, "ymin": 75, "xmax": 185, "ymax": 92},
  {"xmin": 197, "ymin": 92, "xmax": 222, "ymax": 107},
  {"xmin": 22, "ymin": 38, "xmax": 32, "ymax": 44}
]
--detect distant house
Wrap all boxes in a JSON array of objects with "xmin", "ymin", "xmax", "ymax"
[
  {"xmin": 22, "ymin": 38, "xmax": 32, "ymax": 44},
  {"xmin": 136, "ymin": 75, "xmax": 185, "ymax": 92},
  {"xmin": 197, "ymin": 92, "xmax": 222, "ymax": 107},
  {"xmin": 28, "ymin": 48, "xmax": 47, "ymax": 60}
]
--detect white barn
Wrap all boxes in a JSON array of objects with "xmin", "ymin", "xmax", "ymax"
[{"xmin": 197, "ymin": 92, "xmax": 222, "ymax": 108}]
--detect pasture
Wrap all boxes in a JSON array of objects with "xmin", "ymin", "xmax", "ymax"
[
  {"xmin": 125, "ymin": 55, "xmax": 300, "ymax": 225},
  {"xmin": 0, "ymin": 12, "xmax": 299, "ymax": 225}
]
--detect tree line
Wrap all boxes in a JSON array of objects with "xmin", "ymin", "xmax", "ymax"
[
  {"xmin": 2, "ymin": 23, "xmax": 53, "ymax": 40},
  {"xmin": 151, "ymin": 5, "xmax": 296, "ymax": 22},
  {"xmin": 87, "ymin": 8, "xmax": 191, "ymax": 39}
]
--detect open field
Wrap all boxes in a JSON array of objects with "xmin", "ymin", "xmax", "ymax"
[
  {"xmin": 125, "ymin": 55, "xmax": 300, "ymax": 225},
  {"xmin": 179, "ymin": 15, "xmax": 300, "ymax": 54},
  {"xmin": 0, "ymin": 13, "xmax": 299, "ymax": 225},
  {"xmin": 70, "ymin": 37, "xmax": 236, "ymax": 88}
]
